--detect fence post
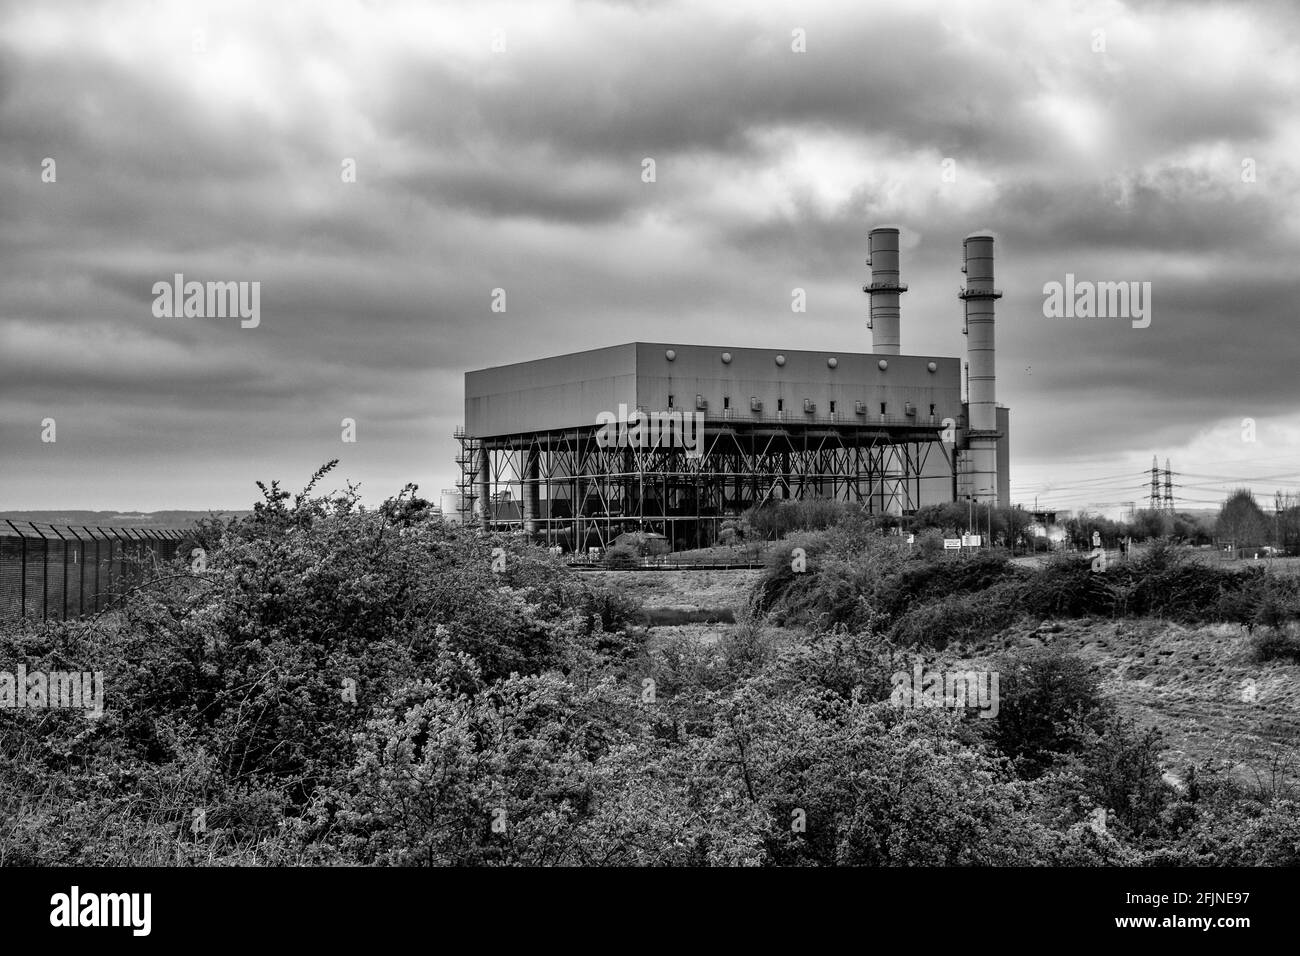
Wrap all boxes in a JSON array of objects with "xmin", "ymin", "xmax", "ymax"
[
  {"xmin": 83, "ymin": 527, "xmax": 98, "ymax": 614},
  {"xmin": 97, "ymin": 527, "xmax": 114, "ymax": 605},
  {"xmin": 5, "ymin": 521, "xmax": 26, "ymax": 619},
  {"xmin": 28, "ymin": 523, "xmax": 48, "ymax": 620},
  {"xmin": 72, "ymin": 527, "xmax": 81, "ymax": 618},
  {"xmin": 121, "ymin": 529, "xmax": 136, "ymax": 592},
  {"xmin": 53, "ymin": 525, "xmax": 64, "ymax": 619},
  {"xmin": 140, "ymin": 528, "xmax": 154, "ymax": 577},
  {"xmin": 70, "ymin": 527, "xmax": 85, "ymax": 618},
  {"xmin": 126, "ymin": 529, "xmax": 148, "ymax": 590},
  {"xmin": 50, "ymin": 525, "xmax": 69, "ymax": 620}
]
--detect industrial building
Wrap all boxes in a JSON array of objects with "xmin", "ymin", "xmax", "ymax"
[{"xmin": 454, "ymin": 228, "xmax": 1011, "ymax": 551}]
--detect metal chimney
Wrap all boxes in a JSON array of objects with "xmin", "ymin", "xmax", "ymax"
[
  {"xmin": 864, "ymin": 226, "xmax": 906, "ymax": 354},
  {"xmin": 961, "ymin": 232, "xmax": 1001, "ymax": 505}
]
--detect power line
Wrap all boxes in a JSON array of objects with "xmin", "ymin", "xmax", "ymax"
[
  {"xmin": 1011, "ymin": 473, "xmax": 1147, "ymax": 493},
  {"xmin": 1179, "ymin": 471, "xmax": 1300, "ymax": 485},
  {"xmin": 1014, "ymin": 456, "xmax": 1300, "ymax": 515}
]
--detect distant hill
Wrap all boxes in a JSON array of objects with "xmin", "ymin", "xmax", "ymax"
[{"xmin": 0, "ymin": 510, "xmax": 250, "ymax": 530}]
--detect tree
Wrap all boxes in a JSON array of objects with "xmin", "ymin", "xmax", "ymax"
[
  {"xmin": 1216, "ymin": 489, "xmax": 1269, "ymax": 551},
  {"xmin": 1129, "ymin": 508, "xmax": 1172, "ymax": 541},
  {"xmin": 985, "ymin": 648, "xmax": 1107, "ymax": 778},
  {"xmin": 1064, "ymin": 512, "xmax": 1125, "ymax": 550},
  {"xmin": 1000, "ymin": 505, "xmax": 1033, "ymax": 551},
  {"xmin": 1275, "ymin": 491, "xmax": 1300, "ymax": 555},
  {"xmin": 1171, "ymin": 512, "xmax": 1213, "ymax": 546},
  {"xmin": 908, "ymin": 502, "xmax": 972, "ymax": 536}
]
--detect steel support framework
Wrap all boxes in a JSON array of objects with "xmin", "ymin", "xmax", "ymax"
[{"xmin": 456, "ymin": 420, "xmax": 956, "ymax": 551}]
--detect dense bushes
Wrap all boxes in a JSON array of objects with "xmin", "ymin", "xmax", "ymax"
[
  {"xmin": 984, "ymin": 648, "xmax": 1107, "ymax": 779},
  {"xmin": 877, "ymin": 553, "xmax": 1025, "ymax": 619},
  {"xmin": 1249, "ymin": 629, "xmax": 1300, "ymax": 664},
  {"xmin": 2, "ymin": 468, "xmax": 1296, "ymax": 866},
  {"xmin": 758, "ymin": 529, "xmax": 1300, "ymax": 645},
  {"xmin": 1014, "ymin": 556, "xmax": 1106, "ymax": 617},
  {"xmin": 1024, "ymin": 544, "xmax": 1300, "ymax": 626},
  {"xmin": 743, "ymin": 499, "xmax": 862, "ymax": 539},
  {"xmin": 0, "ymin": 469, "xmax": 644, "ymax": 865},
  {"xmin": 1122, "ymin": 542, "xmax": 1239, "ymax": 619},
  {"xmin": 888, "ymin": 580, "xmax": 1023, "ymax": 649},
  {"xmin": 757, "ymin": 523, "xmax": 905, "ymax": 630},
  {"xmin": 602, "ymin": 545, "xmax": 639, "ymax": 569}
]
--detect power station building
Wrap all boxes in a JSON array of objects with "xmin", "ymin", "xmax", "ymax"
[{"xmin": 455, "ymin": 228, "xmax": 1010, "ymax": 551}]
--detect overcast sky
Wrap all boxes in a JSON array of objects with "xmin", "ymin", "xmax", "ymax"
[{"xmin": 2, "ymin": 0, "xmax": 1298, "ymax": 515}]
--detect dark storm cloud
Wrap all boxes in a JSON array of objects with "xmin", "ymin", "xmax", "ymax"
[
  {"xmin": 391, "ymin": 158, "xmax": 641, "ymax": 223},
  {"xmin": 375, "ymin": 10, "xmax": 1038, "ymax": 166},
  {"xmin": 1, "ymin": 0, "xmax": 1298, "ymax": 510}
]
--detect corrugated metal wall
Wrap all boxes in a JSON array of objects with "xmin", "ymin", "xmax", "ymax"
[{"xmin": 0, "ymin": 524, "xmax": 186, "ymax": 621}]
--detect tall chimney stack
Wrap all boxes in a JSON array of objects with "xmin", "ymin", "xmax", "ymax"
[
  {"xmin": 961, "ymin": 232, "xmax": 1001, "ymax": 505},
  {"xmin": 864, "ymin": 226, "xmax": 906, "ymax": 354}
]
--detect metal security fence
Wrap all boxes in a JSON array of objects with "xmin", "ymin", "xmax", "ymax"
[{"xmin": 0, "ymin": 523, "xmax": 187, "ymax": 622}]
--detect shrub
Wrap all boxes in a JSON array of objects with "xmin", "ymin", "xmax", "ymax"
[
  {"xmin": 1065, "ymin": 714, "xmax": 1172, "ymax": 837},
  {"xmin": 0, "ymin": 467, "xmax": 622, "ymax": 865},
  {"xmin": 755, "ymin": 526, "xmax": 910, "ymax": 630},
  {"xmin": 876, "ymin": 552, "xmax": 1022, "ymax": 621},
  {"xmin": 1018, "ymin": 555, "xmax": 1116, "ymax": 618},
  {"xmin": 1123, "ymin": 543, "xmax": 1236, "ymax": 620},
  {"xmin": 1249, "ymin": 628, "xmax": 1300, "ymax": 664},
  {"xmin": 775, "ymin": 625, "xmax": 897, "ymax": 702},
  {"xmin": 917, "ymin": 529, "xmax": 945, "ymax": 558},
  {"xmin": 612, "ymin": 532, "xmax": 669, "ymax": 557},
  {"xmin": 602, "ymin": 545, "xmax": 639, "ymax": 569},
  {"xmin": 754, "ymin": 531, "xmax": 830, "ymax": 619},
  {"xmin": 579, "ymin": 582, "xmax": 642, "ymax": 634},
  {"xmin": 984, "ymin": 648, "xmax": 1107, "ymax": 778},
  {"xmin": 743, "ymin": 499, "xmax": 859, "ymax": 539},
  {"xmin": 716, "ymin": 600, "xmax": 777, "ymax": 679},
  {"xmin": 4, "ymin": 464, "xmax": 1297, "ymax": 867},
  {"xmin": 888, "ymin": 581, "xmax": 1024, "ymax": 650}
]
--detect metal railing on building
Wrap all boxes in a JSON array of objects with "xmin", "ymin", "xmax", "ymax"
[{"xmin": 0, "ymin": 523, "xmax": 187, "ymax": 622}]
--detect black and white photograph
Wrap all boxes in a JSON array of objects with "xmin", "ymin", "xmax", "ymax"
[{"xmin": 0, "ymin": 0, "xmax": 1295, "ymax": 939}]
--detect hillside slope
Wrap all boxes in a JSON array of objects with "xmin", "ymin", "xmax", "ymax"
[{"xmin": 622, "ymin": 568, "xmax": 1300, "ymax": 788}]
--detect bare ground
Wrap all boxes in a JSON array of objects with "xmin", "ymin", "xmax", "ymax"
[
  {"xmin": 578, "ymin": 569, "xmax": 763, "ymax": 615},
  {"xmin": 1004, "ymin": 618, "xmax": 1300, "ymax": 788}
]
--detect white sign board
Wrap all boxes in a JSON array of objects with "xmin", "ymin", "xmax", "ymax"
[
  {"xmin": 961, "ymin": 534, "xmax": 982, "ymax": 547},
  {"xmin": 943, "ymin": 538, "xmax": 961, "ymax": 550}
]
